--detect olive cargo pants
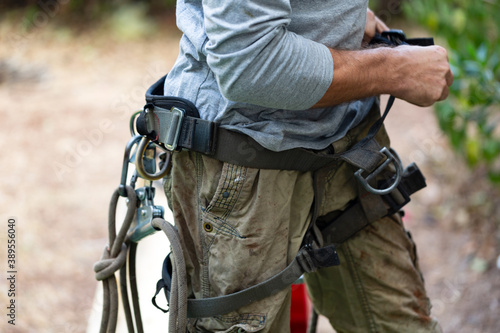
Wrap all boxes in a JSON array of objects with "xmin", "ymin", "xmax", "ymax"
[{"xmin": 163, "ymin": 108, "xmax": 442, "ymax": 332}]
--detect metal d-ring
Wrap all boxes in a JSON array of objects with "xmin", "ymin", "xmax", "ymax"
[
  {"xmin": 354, "ymin": 147, "xmax": 404, "ymax": 195},
  {"xmin": 135, "ymin": 137, "xmax": 172, "ymax": 181}
]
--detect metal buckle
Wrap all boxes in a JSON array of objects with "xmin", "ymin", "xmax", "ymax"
[
  {"xmin": 164, "ymin": 107, "xmax": 185, "ymax": 151},
  {"xmin": 354, "ymin": 147, "xmax": 403, "ymax": 195},
  {"xmin": 381, "ymin": 29, "xmax": 407, "ymax": 45}
]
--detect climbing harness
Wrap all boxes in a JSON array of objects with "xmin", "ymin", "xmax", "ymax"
[{"xmin": 94, "ymin": 30, "xmax": 434, "ymax": 332}]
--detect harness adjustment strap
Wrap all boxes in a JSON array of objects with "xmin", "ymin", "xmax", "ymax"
[
  {"xmin": 145, "ymin": 75, "xmax": 201, "ymax": 118},
  {"xmin": 381, "ymin": 162, "xmax": 426, "ymax": 216},
  {"xmin": 153, "ymin": 245, "xmax": 339, "ymax": 318},
  {"xmin": 319, "ymin": 162, "xmax": 427, "ymax": 244}
]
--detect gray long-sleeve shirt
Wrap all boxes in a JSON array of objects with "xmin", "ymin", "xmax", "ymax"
[{"xmin": 164, "ymin": 0, "xmax": 376, "ymax": 152}]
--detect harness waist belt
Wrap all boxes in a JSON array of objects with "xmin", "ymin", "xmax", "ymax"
[{"xmin": 136, "ymin": 102, "xmax": 392, "ymax": 174}]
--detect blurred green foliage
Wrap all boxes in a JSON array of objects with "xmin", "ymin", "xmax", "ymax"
[{"xmin": 402, "ymin": 0, "xmax": 500, "ymax": 183}]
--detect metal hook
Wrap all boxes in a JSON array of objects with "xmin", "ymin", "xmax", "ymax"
[{"xmin": 118, "ymin": 135, "xmax": 143, "ymax": 197}]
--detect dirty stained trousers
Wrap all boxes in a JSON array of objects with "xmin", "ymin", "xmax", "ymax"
[{"xmin": 163, "ymin": 106, "xmax": 443, "ymax": 332}]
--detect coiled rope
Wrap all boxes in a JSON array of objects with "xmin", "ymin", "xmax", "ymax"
[
  {"xmin": 94, "ymin": 185, "xmax": 137, "ymax": 333},
  {"xmin": 93, "ymin": 184, "xmax": 187, "ymax": 333}
]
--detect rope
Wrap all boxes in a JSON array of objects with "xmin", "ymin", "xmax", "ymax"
[
  {"xmin": 128, "ymin": 242, "xmax": 145, "ymax": 333},
  {"xmin": 94, "ymin": 185, "xmax": 137, "ymax": 333},
  {"xmin": 152, "ymin": 217, "xmax": 188, "ymax": 332},
  {"xmin": 120, "ymin": 257, "xmax": 136, "ymax": 333},
  {"xmin": 93, "ymin": 183, "xmax": 189, "ymax": 333}
]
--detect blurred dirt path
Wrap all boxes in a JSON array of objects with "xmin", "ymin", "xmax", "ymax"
[{"xmin": 0, "ymin": 23, "xmax": 498, "ymax": 333}]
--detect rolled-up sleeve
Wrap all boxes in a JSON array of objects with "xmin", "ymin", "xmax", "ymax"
[{"xmin": 202, "ymin": 0, "xmax": 333, "ymax": 110}]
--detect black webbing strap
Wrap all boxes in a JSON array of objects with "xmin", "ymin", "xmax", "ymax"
[
  {"xmin": 145, "ymin": 76, "xmax": 200, "ymax": 118},
  {"xmin": 153, "ymin": 245, "xmax": 339, "ymax": 318},
  {"xmin": 136, "ymin": 97, "xmax": 395, "ymax": 174},
  {"xmin": 213, "ymin": 96, "xmax": 389, "ymax": 173},
  {"xmin": 370, "ymin": 30, "xmax": 434, "ymax": 47},
  {"xmin": 151, "ymin": 254, "xmax": 173, "ymax": 313},
  {"xmin": 138, "ymin": 105, "xmax": 218, "ymax": 154}
]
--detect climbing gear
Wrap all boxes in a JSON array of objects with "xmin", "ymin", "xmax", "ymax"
[
  {"xmin": 152, "ymin": 242, "xmax": 339, "ymax": 318},
  {"xmin": 94, "ymin": 29, "xmax": 434, "ymax": 333},
  {"xmin": 319, "ymin": 161, "xmax": 427, "ymax": 244},
  {"xmin": 93, "ymin": 132, "xmax": 187, "ymax": 332}
]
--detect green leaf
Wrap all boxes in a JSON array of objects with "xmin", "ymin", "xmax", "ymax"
[
  {"xmin": 465, "ymin": 137, "xmax": 481, "ymax": 166},
  {"xmin": 451, "ymin": 9, "xmax": 467, "ymax": 33},
  {"xmin": 483, "ymin": 139, "xmax": 500, "ymax": 162}
]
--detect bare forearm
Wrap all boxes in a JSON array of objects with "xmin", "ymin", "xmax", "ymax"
[
  {"xmin": 313, "ymin": 45, "xmax": 453, "ymax": 108},
  {"xmin": 313, "ymin": 48, "xmax": 390, "ymax": 107}
]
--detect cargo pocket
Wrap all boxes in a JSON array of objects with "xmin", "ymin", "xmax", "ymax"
[{"xmin": 200, "ymin": 160, "xmax": 249, "ymax": 243}]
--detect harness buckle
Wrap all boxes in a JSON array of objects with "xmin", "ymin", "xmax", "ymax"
[
  {"xmin": 382, "ymin": 162, "xmax": 426, "ymax": 215},
  {"xmin": 381, "ymin": 29, "xmax": 407, "ymax": 45},
  {"xmin": 354, "ymin": 147, "xmax": 403, "ymax": 195},
  {"xmin": 164, "ymin": 107, "xmax": 185, "ymax": 151}
]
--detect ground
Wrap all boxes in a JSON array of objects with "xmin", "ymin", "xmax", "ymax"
[{"xmin": 0, "ymin": 19, "xmax": 499, "ymax": 333}]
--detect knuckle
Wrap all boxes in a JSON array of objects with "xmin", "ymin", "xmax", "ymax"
[
  {"xmin": 430, "ymin": 87, "xmax": 443, "ymax": 102},
  {"xmin": 434, "ymin": 45, "xmax": 446, "ymax": 53}
]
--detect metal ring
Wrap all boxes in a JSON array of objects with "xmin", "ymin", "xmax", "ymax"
[
  {"xmin": 135, "ymin": 137, "xmax": 171, "ymax": 181},
  {"xmin": 354, "ymin": 147, "xmax": 403, "ymax": 195},
  {"xmin": 129, "ymin": 110, "xmax": 142, "ymax": 137}
]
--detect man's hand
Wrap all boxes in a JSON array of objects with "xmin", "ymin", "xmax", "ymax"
[
  {"xmin": 312, "ymin": 45, "xmax": 454, "ymax": 108},
  {"xmin": 363, "ymin": 9, "xmax": 389, "ymax": 45},
  {"xmin": 390, "ymin": 45, "xmax": 454, "ymax": 107},
  {"xmin": 311, "ymin": 7, "xmax": 453, "ymax": 109}
]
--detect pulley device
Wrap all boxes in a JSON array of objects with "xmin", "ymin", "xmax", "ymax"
[{"xmin": 94, "ymin": 30, "xmax": 433, "ymax": 333}]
